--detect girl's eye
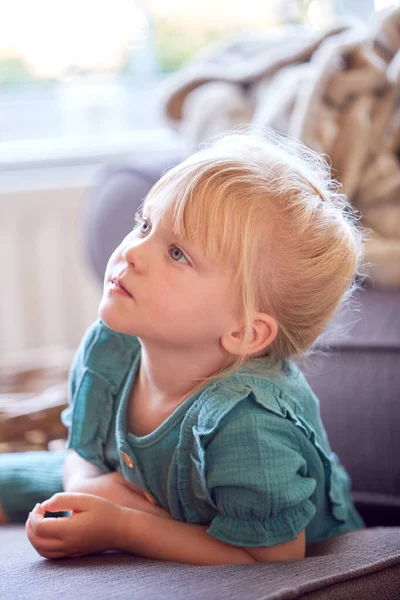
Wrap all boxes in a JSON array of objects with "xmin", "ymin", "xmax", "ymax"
[
  {"xmin": 169, "ymin": 246, "xmax": 190, "ymax": 265},
  {"xmin": 134, "ymin": 217, "xmax": 151, "ymax": 236}
]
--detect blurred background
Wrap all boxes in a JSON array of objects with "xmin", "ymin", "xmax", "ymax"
[
  {"xmin": 0, "ymin": 0, "xmax": 398, "ymax": 362},
  {"xmin": 0, "ymin": 0, "xmax": 390, "ymax": 158}
]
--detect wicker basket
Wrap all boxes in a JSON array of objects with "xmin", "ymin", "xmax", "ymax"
[{"xmin": 0, "ymin": 348, "xmax": 74, "ymax": 453}]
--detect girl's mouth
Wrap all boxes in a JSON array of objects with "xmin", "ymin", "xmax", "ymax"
[{"xmin": 110, "ymin": 277, "xmax": 133, "ymax": 298}]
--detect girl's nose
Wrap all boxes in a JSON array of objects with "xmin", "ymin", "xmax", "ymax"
[{"xmin": 122, "ymin": 240, "xmax": 148, "ymax": 274}]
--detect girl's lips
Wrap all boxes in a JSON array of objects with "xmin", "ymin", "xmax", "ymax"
[{"xmin": 110, "ymin": 278, "xmax": 133, "ymax": 298}]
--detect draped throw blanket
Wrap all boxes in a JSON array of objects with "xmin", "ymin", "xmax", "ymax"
[{"xmin": 158, "ymin": 8, "xmax": 400, "ymax": 289}]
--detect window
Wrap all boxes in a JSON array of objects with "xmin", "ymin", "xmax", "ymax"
[{"xmin": 0, "ymin": 0, "xmax": 391, "ymax": 168}]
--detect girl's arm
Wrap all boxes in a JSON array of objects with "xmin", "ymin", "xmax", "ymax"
[
  {"xmin": 29, "ymin": 493, "xmax": 303, "ymax": 564},
  {"xmin": 114, "ymin": 508, "xmax": 304, "ymax": 565},
  {"xmin": 63, "ymin": 450, "xmax": 103, "ymax": 491},
  {"xmin": 115, "ymin": 507, "xmax": 256, "ymax": 565}
]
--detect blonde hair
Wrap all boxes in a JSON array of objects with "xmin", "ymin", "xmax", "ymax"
[{"xmin": 142, "ymin": 126, "xmax": 370, "ymax": 383}]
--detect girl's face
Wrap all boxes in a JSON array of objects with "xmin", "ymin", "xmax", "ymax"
[{"xmin": 98, "ymin": 202, "xmax": 240, "ymax": 353}]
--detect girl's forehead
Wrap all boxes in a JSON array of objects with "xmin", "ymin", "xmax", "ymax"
[
  {"xmin": 143, "ymin": 199, "xmax": 195, "ymax": 246},
  {"xmin": 144, "ymin": 191, "xmax": 175, "ymax": 222},
  {"xmin": 145, "ymin": 203, "xmax": 177, "ymax": 234}
]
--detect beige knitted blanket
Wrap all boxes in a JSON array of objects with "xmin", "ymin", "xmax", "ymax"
[{"xmin": 158, "ymin": 8, "xmax": 400, "ymax": 289}]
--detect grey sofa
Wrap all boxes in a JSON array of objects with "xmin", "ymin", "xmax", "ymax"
[{"xmin": 1, "ymin": 152, "xmax": 399, "ymax": 600}]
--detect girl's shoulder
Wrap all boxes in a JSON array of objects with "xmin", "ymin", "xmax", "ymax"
[
  {"xmin": 196, "ymin": 359, "xmax": 316, "ymax": 426},
  {"xmin": 183, "ymin": 359, "xmax": 327, "ymax": 458}
]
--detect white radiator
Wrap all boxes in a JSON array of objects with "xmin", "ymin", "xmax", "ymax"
[{"xmin": 0, "ymin": 181, "xmax": 102, "ymax": 360}]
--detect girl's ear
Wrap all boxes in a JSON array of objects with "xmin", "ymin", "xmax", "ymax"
[{"xmin": 221, "ymin": 313, "xmax": 278, "ymax": 356}]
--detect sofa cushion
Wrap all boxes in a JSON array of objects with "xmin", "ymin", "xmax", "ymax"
[
  {"xmin": 1, "ymin": 525, "xmax": 399, "ymax": 600},
  {"xmin": 317, "ymin": 287, "xmax": 400, "ymax": 350},
  {"xmin": 299, "ymin": 287, "xmax": 400, "ymax": 525}
]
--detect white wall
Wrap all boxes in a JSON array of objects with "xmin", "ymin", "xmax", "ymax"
[{"xmin": 0, "ymin": 178, "xmax": 102, "ymax": 359}]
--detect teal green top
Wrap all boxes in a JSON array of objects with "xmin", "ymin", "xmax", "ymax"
[{"xmin": 61, "ymin": 320, "xmax": 364, "ymax": 548}]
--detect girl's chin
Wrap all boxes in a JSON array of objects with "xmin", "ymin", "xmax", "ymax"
[
  {"xmin": 98, "ymin": 302, "xmax": 138, "ymax": 336},
  {"xmin": 98, "ymin": 302, "xmax": 122, "ymax": 330}
]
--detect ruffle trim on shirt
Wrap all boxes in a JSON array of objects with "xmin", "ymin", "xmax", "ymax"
[
  {"xmin": 206, "ymin": 499, "xmax": 316, "ymax": 547},
  {"xmin": 231, "ymin": 374, "xmax": 351, "ymax": 524},
  {"xmin": 177, "ymin": 381, "xmax": 251, "ymax": 522},
  {"xmin": 61, "ymin": 320, "xmax": 140, "ymax": 472},
  {"xmin": 65, "ymin": 368, "xmax": 116, "ymax": 471}
]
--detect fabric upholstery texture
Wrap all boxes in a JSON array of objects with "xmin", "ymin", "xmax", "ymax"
[{"xmin": 1, "ymin": 525, "xmax": 399, "ymax": 600}]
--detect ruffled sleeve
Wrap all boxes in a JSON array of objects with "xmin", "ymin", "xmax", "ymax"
[
  {"xmin": 61, "ymin": 319, "xmax": 140, "ymax": 472},
  {"xmin": 203, "ymin": 410, "xmax": 317, "ymax": 547}
]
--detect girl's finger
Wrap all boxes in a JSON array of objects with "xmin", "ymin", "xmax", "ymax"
[
  {"xmin": 29, "ymin": 510, "xmax": 70, "ymax": 540},
  {"xmin": 41, "ymin": 492, "xmax": 95, "ymax": 514},
  {"xmin": 26, "ymin": 517, "xmax": 66, "ymax": 553}
]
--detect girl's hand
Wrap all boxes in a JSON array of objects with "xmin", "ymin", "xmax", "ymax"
[{"xmin": 25, "ymin": 493, "xmax": 124, "ymax": 559}]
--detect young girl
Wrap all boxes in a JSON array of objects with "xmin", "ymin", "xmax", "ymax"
[{"xmin": 0, "ymin": 128, "xmax": 367, "ymax": 565}]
